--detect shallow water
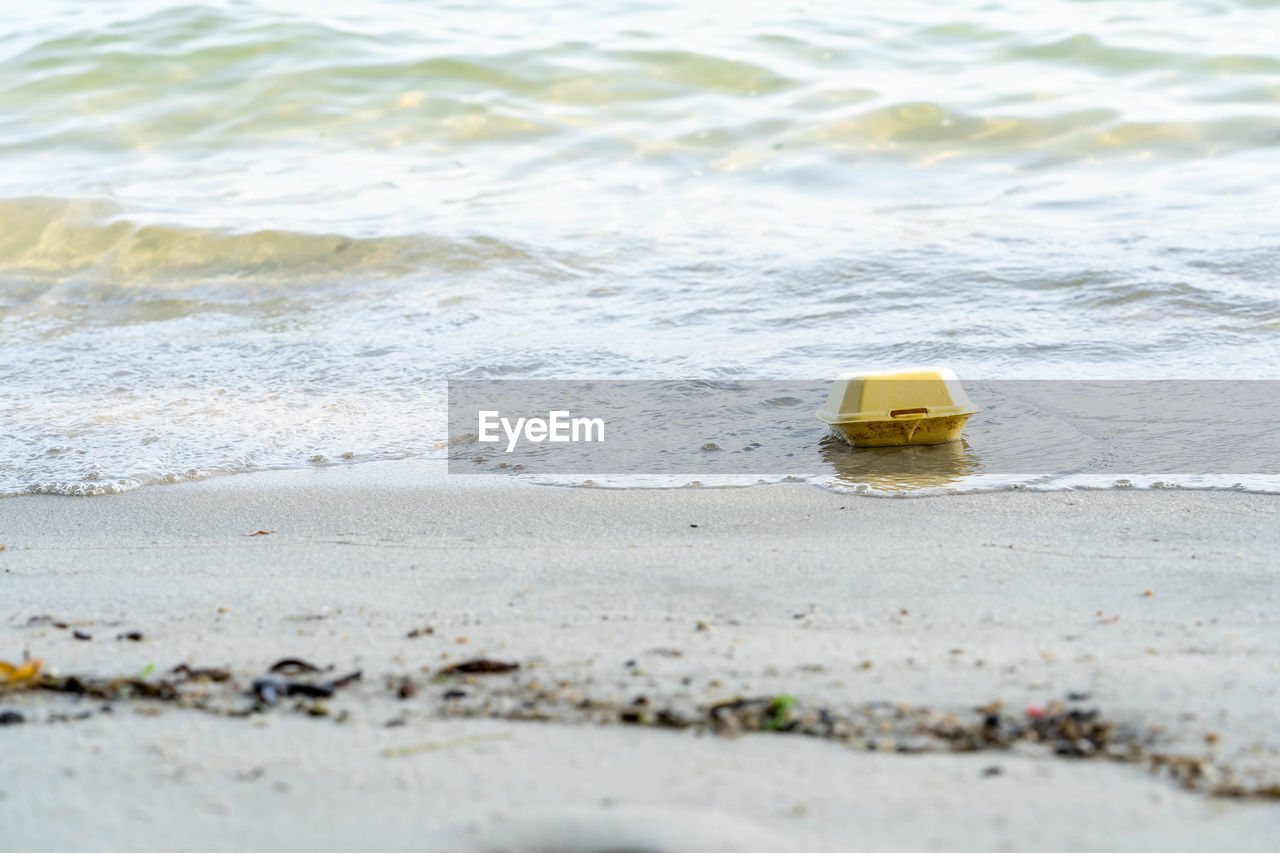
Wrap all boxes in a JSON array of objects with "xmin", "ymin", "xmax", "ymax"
[
  {"xmin": 444, "ymin": 380, "xmax": 1280, "ymax": 494},
  {"xmin": 2, "ymin": 0, "xmax": 1279, "ymax": 496}
]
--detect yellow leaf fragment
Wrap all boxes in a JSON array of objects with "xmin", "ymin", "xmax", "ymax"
[{"xmin": 0, "ymin": 657, "xmax": 43, "ymax": 687}]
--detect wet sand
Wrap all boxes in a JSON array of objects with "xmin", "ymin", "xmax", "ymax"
[{"xmin": 2, "ymin": 462, "xmax": 1278, "ymax": 851}]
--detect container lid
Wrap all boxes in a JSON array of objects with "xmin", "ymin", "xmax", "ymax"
[{"xmin": 816, "ymin": 367, "xmax": 980, "ymax": 425}]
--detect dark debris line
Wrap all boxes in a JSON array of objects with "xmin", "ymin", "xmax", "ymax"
[
  {"xmin": 432, "ymin": 678, "xmax": 1279, "ymax": 801},
  {"xmin": 2, "ymin": 659, "xmax": 1278, "ymax": 802}
]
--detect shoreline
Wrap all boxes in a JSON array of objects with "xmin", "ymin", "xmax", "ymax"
[
  {"xmin": 3, "ymin": 463, "xmax": 1279, "ymax": 850},
  {"xmin": 12, "ymin": 454, "xmax": 1280, "ymax": 501}
]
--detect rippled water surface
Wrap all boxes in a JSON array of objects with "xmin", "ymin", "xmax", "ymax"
[{"xmin": 2, "ymin": 0, "xmax": 1278, "ymax": 495}]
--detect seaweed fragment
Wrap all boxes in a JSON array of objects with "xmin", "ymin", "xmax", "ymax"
[
  {"xmin": 440, "ymin": 659, "xmax": 519, "ymax": 675},
  {"xmin": 330, "ymin": 670, "xmax": 362, "ymax": 688},
  {"xmin": 36, "ymin": 673, "xmax": 179, "ymax": 702},
  {"xmin": 25, "ymin": 615, "xmax": 67, "ymax": 630},
  {"xmin": 269, "ymin": 658, "xmax": 324, "ymax": 674},
  {"xmin": 171, "ymin": 664, "xmax": 231, "ymax": 682}
]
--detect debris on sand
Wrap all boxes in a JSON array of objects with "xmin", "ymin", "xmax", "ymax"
[
  {"xmin": 250, "ymin": 664, "xmax": 361, "ymax": 707},
  {"xmin": 35, "ymin": 672, "xmax": 180, "ymax": 702},
  {"xmin": 428, "ymin": 668, "xmax": 1280, "ymax": 801},
  {"xmin": 171, "ymin": 664, "xmax": 231, "ymax": 682},
  {"xmin": 25, "ymin": 615, "xmax": 68, "ymax": 630},
  {"xmin": 268, "ymin": 658, "xmax": 324, "ymax": 675},
  {"xmin": 0, "ymin": 658, "xmax": 42, "ymax": 689},
  {"xmin": 439, "ymin": 659, "xmax": 519, "ymax": 676},
  {"xmin": 5, "ymin": 656, "xmax": 1279, "ymax": 801},
  {"xmin": 251, "ymin": 677, "xmax": 331, "ymax": 705}
]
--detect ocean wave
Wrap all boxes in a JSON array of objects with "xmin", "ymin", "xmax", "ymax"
[{"xmin": 0, "ymin": 197, "xmax": 573, "ymax": 310}]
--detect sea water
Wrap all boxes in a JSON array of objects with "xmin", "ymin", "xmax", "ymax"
[{"xmin": 2, "ymin": 0, "xmax": 1278, "ymax": 496}]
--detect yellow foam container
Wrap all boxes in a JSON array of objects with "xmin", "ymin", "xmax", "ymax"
[{"xmin": 816, "ymin": 367, "xmax": 980, "ymax": 447}]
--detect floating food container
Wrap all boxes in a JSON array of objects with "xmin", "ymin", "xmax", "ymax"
[{"xmin": 816, "ymin": 367, "xmax": 980, "ymax": 447}]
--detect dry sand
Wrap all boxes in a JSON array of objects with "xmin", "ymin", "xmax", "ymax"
[{"xmin": 2, "ymin": 462, "xmax": 1278, "ymax": 851}]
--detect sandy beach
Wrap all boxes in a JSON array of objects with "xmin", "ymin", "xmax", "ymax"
[{"xmin": 3, "ymin": 464, "xmax": 1278, "ymax": 851}]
